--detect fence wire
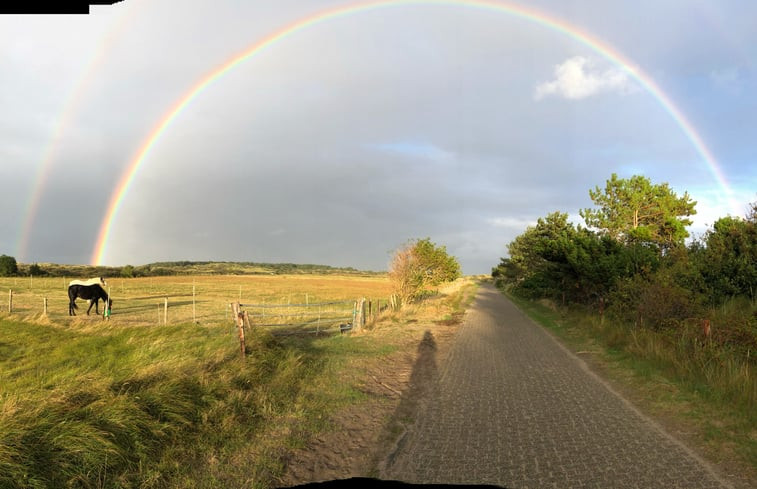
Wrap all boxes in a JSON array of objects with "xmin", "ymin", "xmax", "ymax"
[{"xmin": 238, "ymin": 300, "xmax": 356, "ymax": 335}]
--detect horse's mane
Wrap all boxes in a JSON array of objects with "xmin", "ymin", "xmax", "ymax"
[{"xmin": 69, "ymin": 277, "xmax": 107, "ymax": 287}]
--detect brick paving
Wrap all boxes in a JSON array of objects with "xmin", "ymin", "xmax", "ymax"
[{"xmin": 381, "ymin": 284, "xmax": 731, "ymax": 488}]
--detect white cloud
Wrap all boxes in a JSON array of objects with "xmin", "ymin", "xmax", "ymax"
[
  {"xmin": 486, "ymin": 216, "xmax": 537, "ymax": 230},
  {"xmin": 534, "ymin": 56, "xmax": 634, "ymax": 100}
]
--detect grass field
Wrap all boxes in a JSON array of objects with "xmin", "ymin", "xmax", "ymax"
[
  {"xmin": 0, "ymin": 274, "xmax": 394, "ymax": 327},
  {"xmin": 0, "ymin": 273, "xmax": 476, "ymax": 488}
]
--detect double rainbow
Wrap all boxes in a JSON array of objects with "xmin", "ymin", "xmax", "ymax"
[{"xmin": 89, "ymin": 0, "xmax": 735, "ymax": 265}]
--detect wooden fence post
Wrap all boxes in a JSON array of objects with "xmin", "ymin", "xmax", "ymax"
[
  {"xmin": 389, "ymin": 294, "xmax": 397, "ymax": 311},
  {"xmin": 164, "ymin": 298, "xmax": 168, "ymax": 325},
  {"xmin": 43, "ymin": 297, "xmax": 48, "ymax": 316},
  {"xmin": 231, "ymin": 302, "xmax": 246, "ymax": 358},
  {"xmin": 192, "ymin": 283, "xmax": 196, "ymax": 323},
  {"xmin": 8, "ymin": 289, "xmax": 12, "ymax": 313},
  {"xmin": 353, "ymin": 298, "xmax": 366, "ymax": 332}
]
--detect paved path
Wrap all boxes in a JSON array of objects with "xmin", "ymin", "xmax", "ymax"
[{"xmin": 381, "ymin": 284, "xmax": 730, "ymax": 488}]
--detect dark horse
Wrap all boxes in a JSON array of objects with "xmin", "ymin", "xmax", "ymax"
[{"xmin": 68, "ymin": 283, "xmax": 112, "ymax": 316}]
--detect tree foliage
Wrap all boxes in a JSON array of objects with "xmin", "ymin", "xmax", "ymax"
[
  {"xmin": 493, "ymin": 212, "xmax": 639, "ymax": 311},
  {"xmin": 389, "ymin": 238, "xmax": 461, "ymax": 306},
  {"xmin": 412, "ymin": 238, "xmax": 462, "ymax": 285},
  {"xmin": 695, "ymin": 210, "xmax": 757, "ymax": 302},
  {"xmin": 494, "ymin": 176, "xmax": 754, "ymax": 337},
  {"xmin": 580, "ymin": 173, "xmax": 696, "ymax": 250},
  {"xmin": 0, "ymin": 255, "xmax": 18, "ymax": 277}
]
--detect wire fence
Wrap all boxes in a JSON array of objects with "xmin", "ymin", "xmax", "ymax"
[
  {"xmin": 0, "ymin": 277, "xmax": 393, "ymax": 333},
  {"xmin": 237, "ymin": 300, "xmax": 358, "ymax": 335}
]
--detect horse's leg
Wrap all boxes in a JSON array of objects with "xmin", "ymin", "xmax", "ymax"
[
  {"xmin": 87, "ymin": 299, "xmax": 95, "ymax": 315},
  {"xmin": 68, "ymin": 288, "xmax": 76, "ymax": 316}
]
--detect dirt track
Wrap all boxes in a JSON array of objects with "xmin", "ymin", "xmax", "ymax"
[{"xmin": 379, "ymin": 284, "xmax": 732, "ymax": 488}]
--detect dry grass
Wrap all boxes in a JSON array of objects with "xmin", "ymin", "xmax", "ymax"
[
  {"xmin": 0, "ymin": 274, "xmax": 478, "ymax": 488},
  {"xmin": 0, "ymin": 274, "xmax": 394, "ymax": 327}
]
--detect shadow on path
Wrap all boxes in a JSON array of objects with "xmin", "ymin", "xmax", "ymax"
[{"xmin": 374, "ymin": 330, "xmax": 438, "ymax": 475}]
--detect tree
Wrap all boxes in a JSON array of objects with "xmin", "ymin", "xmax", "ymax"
[
  {"xmin": 0, "ymin": 255, "xmax": 18, "ymax": 276},
  {"xmin": 121, "ymin": 265, "xmax": 135, "ymax": 278},
  {"xmin": 388, "ymin": 243, "xmax": 425, "ymax": 307},
  {"xmin": 494, "ymin": 211, "xmax": 648, "ymax": 311},
  {"xmin": 389, "ymin": 238, "xmax": 461, "ymax": 306},
  {"xmin": 580, "ymin": 173, "xmax": 696, "ymax": 251},
  {"xmin": 412, "ymin": 238, "xmax": 461, "ymax": 286},
  {"xmin": 494, "ymin": 212, "xmax": 578, "ymax": 300},
  {"xmin": 694, "ymin": 205, "xmax": 757, "ymax": 301},
  {"xmin": 29, "ymin": 263, "xmax": 44, "ymax": 276}
]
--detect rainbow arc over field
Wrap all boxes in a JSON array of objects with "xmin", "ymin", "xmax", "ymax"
[
  {"xmin": 16, "ymin": 4, "xmax": 140, "ymax": 263},
  {"xmin": 91, "ymin": 0, "xmax": 737, "ymax": 265}
]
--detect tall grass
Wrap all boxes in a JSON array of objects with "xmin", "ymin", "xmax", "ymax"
[
  {"xmin": 0, "ymin": 319, "xmax": 259, "ymax": 487},
  {"xmin": 591, "ymin": 316, "xmax": 756, "ymax": 419},
  {"xmin": 0, "ymin": 315, "xmax": 393, "ymax": 488}
]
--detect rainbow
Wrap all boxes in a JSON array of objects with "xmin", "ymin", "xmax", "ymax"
[
  {"xmin": 16, "ymin": 2, "xmax": 141, "ymax": 263},
  {"xmin": 91, "ymin": 0, "xmax": 737, "ymax": 265}
]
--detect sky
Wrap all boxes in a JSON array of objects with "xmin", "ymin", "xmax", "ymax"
[{"xmin": 1, "ymin": 0, "xmax": 755, "ymax": 275}]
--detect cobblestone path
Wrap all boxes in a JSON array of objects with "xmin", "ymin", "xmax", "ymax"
[{"xmin": 380, "ymin": 284, "xmax": 730, "ymax": 488}]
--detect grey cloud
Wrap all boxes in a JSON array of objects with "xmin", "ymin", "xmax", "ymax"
[{"xmin": 2, "ymin": 1, "xmax": 754, "ymax": 273}]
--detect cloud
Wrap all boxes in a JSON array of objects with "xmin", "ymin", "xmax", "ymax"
[
  {"xmin": 5, "ymin": 2, "xmax": 753, "ymax": 275},
  {"xmin": 486, "ymin": 216, "xmax": 537, "ymax": 230},
  {"xmin": 534, "ymin": 56, "xmax": 634, "ymax": 100}
]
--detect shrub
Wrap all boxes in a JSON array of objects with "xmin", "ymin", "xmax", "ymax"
[{"xmin": 0, "ymin": 255, "xmax": 17, "ymax": 276}]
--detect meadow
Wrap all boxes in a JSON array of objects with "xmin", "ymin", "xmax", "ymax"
[
  {"xmin": 0, "ymin": 274, "xmax": 393, "ymax": 327},
  {"xmin": 0, "ymin": 273, "xmax": 475, "ymax": 488}
]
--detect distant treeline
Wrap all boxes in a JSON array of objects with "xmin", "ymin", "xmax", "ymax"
[{"xmin": 4, "ymin": 259, "xmax": 379, "ymax": 278}]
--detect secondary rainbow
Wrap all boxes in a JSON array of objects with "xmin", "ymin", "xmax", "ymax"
[
  {"xmin": 16, "ymin": 2, "xmax": 141, "ymax": 263},
  {"xmin": 92, "ymin": 0, "xmax": 737, "ymax": 265}
]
